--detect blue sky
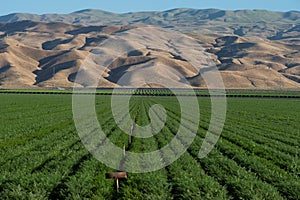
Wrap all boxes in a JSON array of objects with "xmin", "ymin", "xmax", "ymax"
[{"xmin": 1, "ymin": 0, "xmax": 300, "ymax": 15}]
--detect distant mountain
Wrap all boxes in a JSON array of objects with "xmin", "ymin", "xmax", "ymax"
[
  {"xmin": 1, "ymin": 8, "xmax": 300, "ymax": 24},
  {"xmin": 1, "ymin": 9, "xmax": 300, "ymax": 35},
  {"xmin": 0, "ymin": 9, "xmax": 299, "ymax": 89}
]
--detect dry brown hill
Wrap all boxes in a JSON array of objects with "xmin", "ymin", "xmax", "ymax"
[{"xmin": 0, "ymin": 20, "xmax": 299, "ymax": 89}]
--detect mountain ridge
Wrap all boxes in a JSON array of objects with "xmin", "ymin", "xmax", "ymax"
[{"xmin": 1, "ymin": 8, "xmax": 300, "ymax": 25}]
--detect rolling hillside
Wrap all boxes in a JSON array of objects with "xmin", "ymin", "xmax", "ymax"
[{"xmin": 0, "ymin": 9, "xmax": 299, "ymax": 89}]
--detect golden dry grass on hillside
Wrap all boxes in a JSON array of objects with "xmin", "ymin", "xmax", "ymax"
[{"xmin": 0, "ymin": 21, "xmax": 299, "ymax": 89}]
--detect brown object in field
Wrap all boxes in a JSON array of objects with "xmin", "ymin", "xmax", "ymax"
[
  {"xmin": 106, "ymin": 172, "xmax": 127, "ymax": 192},
  {"xmin": 105, "ymin": 172, "xmax": 127, "ymax": 179}
]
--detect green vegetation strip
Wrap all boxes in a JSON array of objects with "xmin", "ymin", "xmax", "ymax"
[{"xmin": 1, "ymin": 88, "xmax": 300, "ymax": 98}]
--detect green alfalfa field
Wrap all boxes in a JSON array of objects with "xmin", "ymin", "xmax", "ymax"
[{"xmin": 0, "ymin": 91, "xmax": 299, "ymax": 199}]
